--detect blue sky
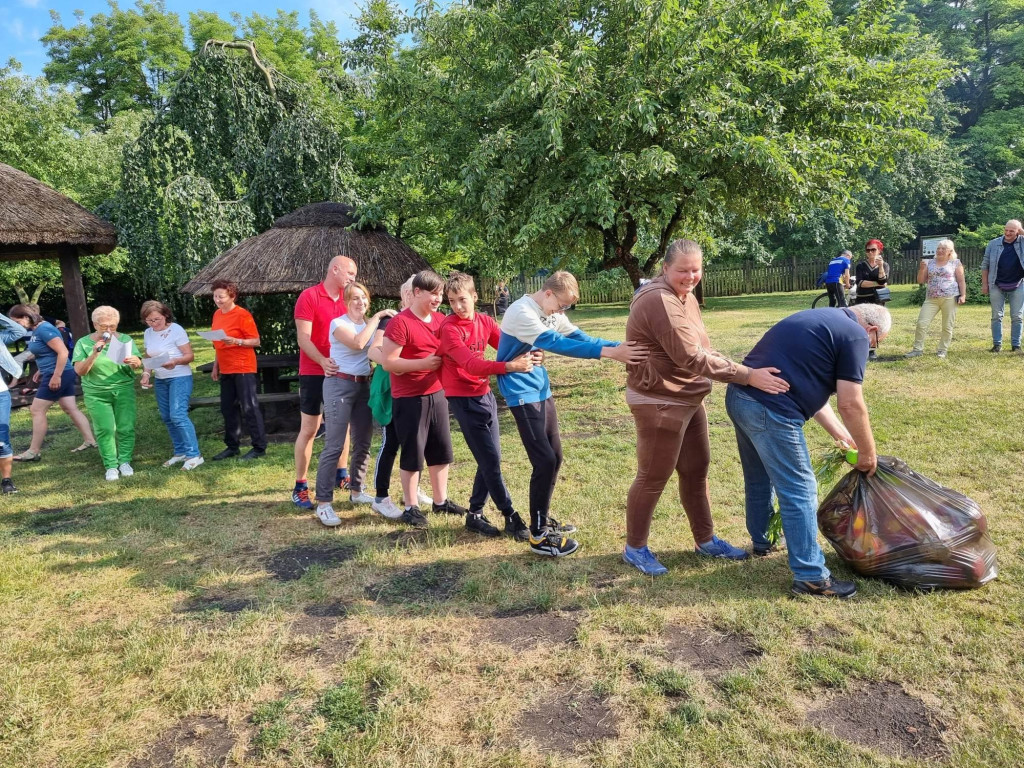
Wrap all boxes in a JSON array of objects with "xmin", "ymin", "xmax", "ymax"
[{"xmin": 1, "ymin": 0, "xmax": 410, "ymax": 77}]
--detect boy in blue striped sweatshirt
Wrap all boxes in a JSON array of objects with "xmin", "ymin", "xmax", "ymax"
[{"xmin": 497, "ymin": 271, "xmax": 648, "ymax": 556}]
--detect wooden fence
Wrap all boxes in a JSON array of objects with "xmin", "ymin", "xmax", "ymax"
[{"xmin": 474, "ymin": 247, "xmax": 985, "ymax": 305}]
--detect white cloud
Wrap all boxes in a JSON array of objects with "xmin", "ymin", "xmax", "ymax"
[
  {"xmin": 18, "ymin": 0, "xmax": 42, "ymax": 9},
  {"xmin": 4, "ymin": 17, "xmax": 26, "ymax": 41}
]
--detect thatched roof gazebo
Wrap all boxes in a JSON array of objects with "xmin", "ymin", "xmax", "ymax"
[
  {"xmin": 0, "ymin": 163, "xmax": 117, "ymax": 339},
  {"xmin": 180, "ymin": 202, "xmax": 431, "ymax": 298}
]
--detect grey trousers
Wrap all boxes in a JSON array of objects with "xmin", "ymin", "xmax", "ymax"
[{"xmin": 315, "ymin": 376, "xmax": 372, "ymax": 503}]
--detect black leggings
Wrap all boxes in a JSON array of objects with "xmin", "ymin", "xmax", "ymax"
[
  {"xmin": 510, "ymin": 397, "xmax": 562, "ymax": 534},
  {"xmin": 826, "ymin": 282, "xmax": 847, "ymax": 307},
  {"xmin": 219, "ymin": 373, "xmax": 266, "ymax": 452},
  {"xmin": 374, "ymin": 420, "xmax": 399, "ymax": 499},
  {"xmin": 449, "ymin": 393, "xmax": 514, "ymax": 515}
]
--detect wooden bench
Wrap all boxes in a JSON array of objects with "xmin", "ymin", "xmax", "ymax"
[
  {"xmin": 189, "ymin": 392, "xmax": 300, "ymax": 409},
  {"xmin": 190, "ymin": 392, "xmax": 301, "ymax": 434}
]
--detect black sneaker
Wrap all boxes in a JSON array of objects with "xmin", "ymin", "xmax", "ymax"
[
  {"xmin": 752, "ymin": 544, "xmax": 780, "ymax": 557},
  {"xmin": 314, "ymin": 423, "xmax": 326, "ymax": 439},
  {"xmin": 212, "ymin": 448, "xmax": 240, "ymax": 461},
  {"xmin": 432, "ymin": 498, "xmax": 468, "ymax": 516},
  {"xmin": 239, "ymin": 449, "xmax": 265, "ymax": 461},
  {"xmin": 546, "ymin": 515, "xmax": 577, "ymax": 535},
  {"xmin": 529, "ymin": 528, "xmax": 580, "ymax": 557},
  {"xmin": 466, "ymin": 513, "xmax": 500, "ymax": 537},
  {"xmin": 503, "ymin": 511, "xmax": 530, "ymax": 542},
  {"xmin": 791, "ymin": 577, "xmax": 857, "ymax": 599},
  {"xmin": 1014, "ymin": 346, "xmax": 1021, "ymax": 353},
  {"xmin": 399, "ymin": 506, "xmax": 429, "ymax": 529},
  {"xmin": 1, "ymin": 478, "xmax": 17, "ymax": 494},
  {"xmin": 991, "ymin": 344, "xmax": 1002, "ymax": 353}
]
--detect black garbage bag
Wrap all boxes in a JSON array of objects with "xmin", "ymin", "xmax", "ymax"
[{"xmin": 817, "ymin": 456, "xmax": 997, "ymax": 590}]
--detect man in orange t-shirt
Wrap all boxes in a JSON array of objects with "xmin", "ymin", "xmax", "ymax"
[{"xmin": 210, "ymin": 279, "xmax": 266, "ymax": 459}]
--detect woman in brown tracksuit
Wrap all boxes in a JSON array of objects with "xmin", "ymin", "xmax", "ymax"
[{"xmin": 622, "ymin": 239, "xmax": 790, "ymax": 575}]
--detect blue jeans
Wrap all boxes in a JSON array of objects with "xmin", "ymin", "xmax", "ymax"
[
  {"xmin": 154, "ymin": 376, "xmax": 200, "ymax": 458},
  {"xmin": 0, "ymin": 389, "xmax": 11, "ymax": 459},
  {"xmin": 725, "ymin": 386, "xmax": 828, "ymax": 582},
  {"xmin": 989, "ymin": 284, "xmax": 1024, "ymax": 347}
]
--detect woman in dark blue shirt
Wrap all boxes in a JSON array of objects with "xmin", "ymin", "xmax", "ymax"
[{"xmin": 7, "ymin": 305, "xmax": 96, "ymax": 461}]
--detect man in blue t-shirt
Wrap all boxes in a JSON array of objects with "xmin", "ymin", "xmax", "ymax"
[
  {"xmin": 823, "ymin": 249, "xmax": 852, "ymax": 307},
  {"xmin": 724, "ymin": 303, "xmax": 891, "ymax": 599},
  {"xmin": 980, "ymin": 219, "xmax": 1024, "ymax": 351}
]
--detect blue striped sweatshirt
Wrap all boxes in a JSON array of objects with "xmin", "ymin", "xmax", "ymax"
[{"xmin": 496, "ymin": 295, "xmax": 618, "ymax": 406}]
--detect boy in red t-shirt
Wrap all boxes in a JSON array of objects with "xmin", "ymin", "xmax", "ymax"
[
  {"xmin": 381, "ymin": 270, "xmax": 468, "ymax": 528},
  {"xmin": 438, "ymin": 273, "xmax": 552, "ymax": 544}
]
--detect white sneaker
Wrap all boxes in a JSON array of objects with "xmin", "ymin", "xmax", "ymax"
[
  {"xmin": 182, "ymin": 456, "xmax": 205, "ymax": 471},
  {"xmin": 372, "ymin": 496, "xmax": 404, "ymax": 519},
  {"xmin": 350, "ymin": 490, "xmax": 375, "ymax": 505},
  {"xmin": 316, "ymin": 504, "xmax": 342, "ymax": 527},
  {"xmin": 416, "ymin": 488, "xmax": 433, "ymax": 507},
  {"xmin": 105, "ymin": 468, "xmax": 119, "ymax": 482},
  {"xmin": 118, "ymin": 463, "xmax": 134, "ymax": 477},
  {"xmin": 162, "ymin": 454, "xmax": 187, "ymax": 467}
]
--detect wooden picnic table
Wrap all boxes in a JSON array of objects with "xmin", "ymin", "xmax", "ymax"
[{"xmin": 196, "ymin": 353, "xmax": 299, "ymax": 394}]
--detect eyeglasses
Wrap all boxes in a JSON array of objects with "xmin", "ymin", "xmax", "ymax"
[{"xmin": 869, "ymin": 328, "xmax": 879, "ymax": 349}]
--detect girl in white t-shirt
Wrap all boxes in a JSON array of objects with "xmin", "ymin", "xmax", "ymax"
[
  {"xmin": 140, "ymin": 301, "xmax": 203, "ymax": 470},
  {"xmin": 313, "ymin": 282, "xmax": 395, "ymax": 526}
]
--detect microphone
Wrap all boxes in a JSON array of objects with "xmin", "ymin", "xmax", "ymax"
[{"xmin": 101, "ymin": 332, "xmax": 111, "ymax": 342}]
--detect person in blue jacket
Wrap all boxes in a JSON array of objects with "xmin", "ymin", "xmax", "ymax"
[
  {"xmin": 497, "ymin": 271, "xmax": 648, "ymax": 556},
  {"xmin": 824, "ymin": 249, "xmax": 852, "ymax": 307}
]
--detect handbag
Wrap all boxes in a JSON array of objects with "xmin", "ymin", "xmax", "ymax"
[{"xmin": 875, "ymin": 286, "xmax": 892, "ymax": 302}]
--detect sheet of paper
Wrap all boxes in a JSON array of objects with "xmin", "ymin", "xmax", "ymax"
[
  {"xmin": 105, "ymin": 335, "xmax": 128, "ymax": 365},
  {"xmin": 142, "ymin": 353, "xmax": 171, "ymax": 370},
  {"xmin": 197, "ymin": 329, "xmax": 228, "ymax": 341}
]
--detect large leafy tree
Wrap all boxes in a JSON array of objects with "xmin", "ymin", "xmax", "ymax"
[
  {"xmin": 907, "ymin": 0, "xmax": 1024, "ymax": 233},
  {"xmin": 42, "ymin": 0, "xmax": 189, "ymax": 126},
  {"xmin": 377, "ymin": 0, "xmax": 949, "ymax": 284},
  {"xmin": 0, "ymin": 61, "xmax": 133, "ymax": 306},
  {"xmin": 116, "ymin": 45, "xmax": 357, "ymax": 324}
]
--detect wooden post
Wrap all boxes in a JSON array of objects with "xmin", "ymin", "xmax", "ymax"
[{"xmin": 59, "ymin": 246, "xmax": 90, "ymax": 341}]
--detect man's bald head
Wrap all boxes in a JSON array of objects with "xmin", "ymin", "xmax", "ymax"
[{"xmin": 327, "ymin": 256, "xmax": 358, "ymax": 290}]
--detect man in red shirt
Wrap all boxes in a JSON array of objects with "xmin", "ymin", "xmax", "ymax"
[
  {"xmin": 381, "ymin": 270, "xmax": 467, "ymax": 528},
  {"xmin": 292, "ymin": 255, "xmax": 358, "ymax": 509},
  {"xmin": 438, "ymin": 273, "xmax": 542, "ymax": 542}
]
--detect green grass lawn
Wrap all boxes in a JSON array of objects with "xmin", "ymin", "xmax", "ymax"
[{"xmin": 1, "ymin": 285, "xmax": 1022, "ymax": 767}]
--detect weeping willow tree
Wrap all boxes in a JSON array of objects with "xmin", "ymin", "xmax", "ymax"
[{"xmin": 118, "ymin": 42, "xmax": 357, "ymax": 324}]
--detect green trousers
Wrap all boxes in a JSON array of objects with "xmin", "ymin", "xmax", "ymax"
[{"xmin": 84, "ymin": 385, "xmax": 137, "ymax": 469}]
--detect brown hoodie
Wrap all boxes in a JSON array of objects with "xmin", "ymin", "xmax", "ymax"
[{"xmin": 626, "ymin": 276, "xmax": 750, "ymax": 404}]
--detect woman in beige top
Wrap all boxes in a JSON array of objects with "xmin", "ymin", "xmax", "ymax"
[{"xmin": 622, "ymin": 238, "xmax": 789, "ymax": 575}]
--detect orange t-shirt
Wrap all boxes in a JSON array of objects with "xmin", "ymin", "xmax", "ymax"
[{"xmin": 211, "ymin": 305, "xmax": 258, "ymax": 374}]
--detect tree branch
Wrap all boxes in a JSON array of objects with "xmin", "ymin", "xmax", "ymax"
[{"xmin": 203, "ymin": 39, "xmax": 276, "ymax": 98}]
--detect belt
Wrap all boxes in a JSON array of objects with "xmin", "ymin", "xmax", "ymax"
[{"xmin": 335, "ymin": 372, "xmax": 371, "ymax": 382}]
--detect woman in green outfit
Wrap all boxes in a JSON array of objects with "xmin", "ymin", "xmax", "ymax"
[{"xmin": 72, "ymin": 306, "xmax": 143, "ymax": 481}]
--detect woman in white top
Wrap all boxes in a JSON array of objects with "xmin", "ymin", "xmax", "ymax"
[
  {"xmin": 314, "ymin": 282, "xmax": 396, "ymax": 526},
  {"xmin": 139, "ymin": 301, "xmax": 203, "ymax": 470},
  {"xmin": 905, "ymin": 239, "xmax": 966, "ymax": 359}
]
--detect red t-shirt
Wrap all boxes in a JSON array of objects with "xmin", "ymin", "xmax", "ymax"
[
  {"xmin": 384, "ymin": 308, "xmax": 446, "ymax": 398},
  {"xmin": 211, "ymin": 305, "xmax": 258, "ymax": 374},
  {"xmin": 294, "ymin": 282, "xmax": 347, "ymax": 376},
  {"xmin": 438, "ymin": 313, "xmax": 507, "ymax": 397}
]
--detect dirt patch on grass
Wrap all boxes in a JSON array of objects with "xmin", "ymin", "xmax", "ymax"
[
  {"xmin": 289, "ymin": 614, "xmax": 356, "ymax": 666},
  {"xmin": 807, "ymin": 682, "xmax": 947, "ymax": 760},
  {"xmin": 383, "ymin": 528, "xmax": 428, "ymax": 547},
  {"xmin": 19, "ymin": 506, "xmax": 92, "ymax": 536},
  {"xmin": 480, "ymin": 611, "xmax": 578, "ymax": 649},
  {"xmin": 304, "ymin": 601, "xmax": 349, "ymax": 618},
  {"xmin": 128, "ymin": 715, "xmax": 236, "ymax": 767},
  {"xmin": 518, "ymin": 687, "xmax": 618, "ymax": 754},
  {"xmin": 175, "ymin": 593, "xmax": 258, "ymax": 614},
  {"xmin": 663, "ymin": 626, "xmax": 761, "ymax": 676},
  {"xmin": 264, "ymin": 543, "xmax": 357, "ymax": 581},
  {"xmin": 366, "ymin": 562, "xmax": 464, "ymax": 604}
]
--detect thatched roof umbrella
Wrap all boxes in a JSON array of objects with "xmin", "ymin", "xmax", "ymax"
[
  {"xmin": 0, "ymin": 163, "xmax": 117, "ymax": 339},
  {"xmin": 180, "ymin": 202, "xmax": 431, "ymax": 299}
]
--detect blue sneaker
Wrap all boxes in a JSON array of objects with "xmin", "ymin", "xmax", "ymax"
[
  {"xmin": 292, "ymin": 484, "xmax": 313, "ymax": 510},
  {"xmin": 622, "ymin": 545, "xmax": 669, "ymax": 576},
  {"xmin": 695, "ymin": 535, "xmax": 750, "ymax": 560}
]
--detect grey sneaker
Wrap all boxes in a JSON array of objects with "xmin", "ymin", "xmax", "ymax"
[
  {"xmin": 904, "ymin": 349, "xmax": 923, "ymax": 358},
  {"xmin": 936, "ymin": 350, "xmax": 947, "ymax": 359}
]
